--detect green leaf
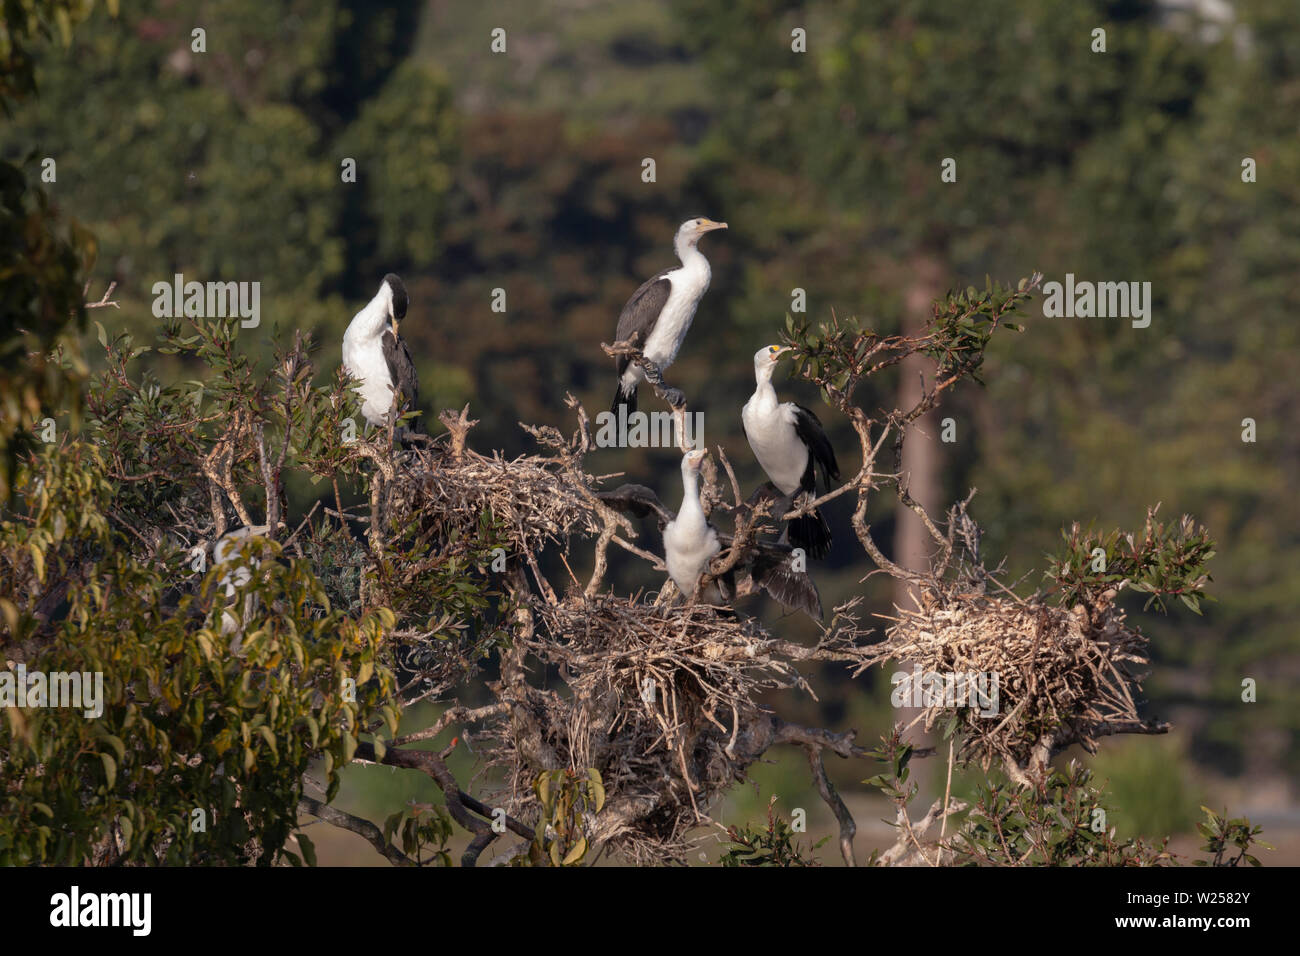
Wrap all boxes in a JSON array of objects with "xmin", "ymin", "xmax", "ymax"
[
  {"xmin": 100, "ymin": 752, "xmax": 117, "ymax": 788},
  {"xmin": 54, "ymin": 7, "xmax": 72, "ymax": 44},
  {"xmin": 561, "ymin": 834, "xmax": 587, "ymax": 866},
  {"xmin": 95, "ymin": 733, "xmax": 126, "ymax": 763},
  {"xmin": 257, "ymin": 725, "xmax": 279, "ymax": 762}
]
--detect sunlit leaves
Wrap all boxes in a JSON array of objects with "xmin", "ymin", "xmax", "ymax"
[
  {"xmin": 383, "ymin": 802, "xmax": 453, "ymax": 867},
  {"xmin": 780, "ymin": 274, "xmax": 1039, "ymax": 412},
  {"xmin": 1194, "ymin": 806, "xmax": 1272, "ymax": 867},
  {"xmin": 0, "ymin": 390, "xmax": 395, "ymax": 866},
  {"xmin": 520, "ymin": 768, "xmax": 604, "ymax": 867},
  {"xmin": 721, "ymin": 795, "xmax": 827, "ymax": 867},
  {"xmin": 1044, "ymin": 508, "xmax": 1215, "ymax": 615}
]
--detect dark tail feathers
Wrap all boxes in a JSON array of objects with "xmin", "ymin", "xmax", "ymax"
[
  {"xmin": 611, "ymin": 382, "xmax": 637, "ymax": 417},
  {"xmin": 788, "ymin": 509, "xmax": 832, "ymax": 561}
]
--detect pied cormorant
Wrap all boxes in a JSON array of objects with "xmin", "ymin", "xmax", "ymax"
[
  {"xmin": 742, "ymin": 345, "xmax": 840, "ymax": 560},
  {"xmin": 663, "ymin": 449, "xmax": 724, "ymax": 603},
  {"xmin": 611, "ymin": 217, "xmax": 727, "ymax": 414},
  {"xmin": 342, "ymin": 273, "xmax": 419, "ymax": 431},
  {"xmin": 599, "ymin": 452, "xmax": 823, "ymax": 620}
]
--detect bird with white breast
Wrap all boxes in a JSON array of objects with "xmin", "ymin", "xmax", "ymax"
[
  {"xmin": 611, "ymin": 217, "xmax": 727, "ymax": 415},
  {"xmin": 342, "ymin": 273, "xmax": 419, "ymax": 433},
  {"xmin": 742, "ymin": 345, "xmax": 840, "ymax": 560}
]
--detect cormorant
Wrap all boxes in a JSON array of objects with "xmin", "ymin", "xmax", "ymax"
[
  {"xmin": 611, "ymin": 217, "xmax": 727, "ymax": 415},
  {"xmin": 599, "ymin": 450, "xmax": 822, "ymax": 620},
  {"xmin": 741, "ymin": 345, "xmax": 840, "ymax": 559},
  {"xmin": 342, "ymin": 273, "xmax": 419, "ymax": 432}
]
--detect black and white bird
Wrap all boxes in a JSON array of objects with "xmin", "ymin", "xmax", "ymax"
[
  {"xmin": 663, "ymin": 449, "xmax": 724, "ymax": 604},
  {"xmin": 342, "ymin": 273, "xmax": 419, "ymax": 431},
  {"xmin": 598, "ymin": 450, "xmax": 823, "ymax": 620},
  {"xmin": 742, "ymin": 345, "xmax": 840, "ymax": 560},
  {"xmin": 611, "ymin": 217, "xmax": 727, "ymax": 414}
]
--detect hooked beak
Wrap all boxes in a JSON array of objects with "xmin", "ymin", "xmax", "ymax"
[
  {"xmin": 390, "ymin": 316, "xmax": 400, "ymax": 337},
  {"xmin": 699, "ymin": 219, "xmax": 728, "ymax": 233}
]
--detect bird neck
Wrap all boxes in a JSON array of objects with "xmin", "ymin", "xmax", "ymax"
[
  {"xmin": 674, "ymin": 235, "xmax": 706, "ymax": 269},
  {"xmin": 679, "ymin": 468, "xmax": 706, "ymax": 526},
  {"xmin": 349, "ymin": 287, "xmax": 392, "ymax": 341},
  {"xmin": 750, "ymin": 372, "xmax": 778, "ymax": 409}
]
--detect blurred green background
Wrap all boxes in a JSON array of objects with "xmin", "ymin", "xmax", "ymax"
[{"xmin": 6, "ymin": 0, "xmax": 1297, "ymax": 863}]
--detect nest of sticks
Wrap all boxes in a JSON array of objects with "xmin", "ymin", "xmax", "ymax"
[
  {"xmin": 861, "ymin": 583, "xmax": 1151, "ymax": 778},
  {"xmin": 487, "ymin": 593, "xmax": 816, "ymax": 864},
  {"xmin": 384, "ymin": 439, "xmax": 604, "ymax": 557}
]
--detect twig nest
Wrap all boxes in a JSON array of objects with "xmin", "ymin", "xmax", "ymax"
[
  {"xmin": 385, "ymin": 442, "xmax": 603, "ymax": 555},
  {"xmin": 484, "ymin": 594, "xmax": 816, "ymax": 863},
  {"xmin": 869, "ymin": 587, "xmax": 1150, "ymax": 772}
]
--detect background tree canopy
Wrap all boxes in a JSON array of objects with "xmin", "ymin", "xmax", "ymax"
[{"xmin": 1, "ymin": 0, "xmax": 1295, "ymax": 865}]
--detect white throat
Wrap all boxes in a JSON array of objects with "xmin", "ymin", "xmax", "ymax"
[
  {"xmin": 674, "ymin": 233, "xmax": 702, "ymax": 264},
  {"xmin": 679, "ymin": 466, "xmax": 704, "ymax": 522},
  {"xmin": 750, "ymin": 366, "xmax": 779, "ymax": 409}
]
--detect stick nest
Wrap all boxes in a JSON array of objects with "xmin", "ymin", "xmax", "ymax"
[
  {"xmin": 490, "ymin": 593, "xmax": 814, "ymax": 864},
  {"xmin": 386, "ymin": 444, "xmax": 603, "ymax": 554},
  {"xmin": 862, "ymin": 585, "xmax": 1150, "ymax": 773}
]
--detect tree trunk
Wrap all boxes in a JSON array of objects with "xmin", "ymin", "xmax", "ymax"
[
  {"xmin": 893, "ymin": 253, "xmax": 946, "ymax": 611},
  {"xmin": 893, "ymin": 253, "xmax": 946, "ymax": 759}
]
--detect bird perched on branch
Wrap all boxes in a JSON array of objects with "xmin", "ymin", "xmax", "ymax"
[
  {"xmin": 598, "ymin": 451, "xmax": 823, "ymax": 620},
  {"xmin": 342, "ymin": 273, "xmax": 419, "ymax": 432},
  {"xmin": 742, "ymin": 345, "xmax": 840, "ymax": 559},
  {"xmin": 611, "ymin": 217, "xmax": 727, "ymax": 415},
  {"xmin": 664, "ymin": 448, "xmax": 724, "ymax": 605}
]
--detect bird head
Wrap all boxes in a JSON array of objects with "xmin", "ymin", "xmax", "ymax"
[
  {"xmin": 676, "ymin": 217, "xmax": 728, "ymax": 252},
  {"xmin": 382, "ymin": 273, "xmax": 408, "ymax": 334},
  {"xmin": 682, "ymin": 447, "xmax": 709, "ymax": 474},
  {"xmin": 753, "ymin": 344, "xmax": 792, "ymax": 382}
]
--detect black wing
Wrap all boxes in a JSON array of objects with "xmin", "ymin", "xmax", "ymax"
[
  {"xmin": 792, "ymin": 403, "xmax": 839, "ymax": 493},
  {"xmin": 597, "ymin": 483, "xmax": 674, "ymax": 530},
  {"xmin": 613, "ymin": 272, "xmax": 672, "ymax": 379},
  {"xmin": 715, "ymin": 533, "xmax": 822, "ymax": 620},
  {"xmin": 382, "ymin": 329, "xmax": 419, "ymax": 419}
]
